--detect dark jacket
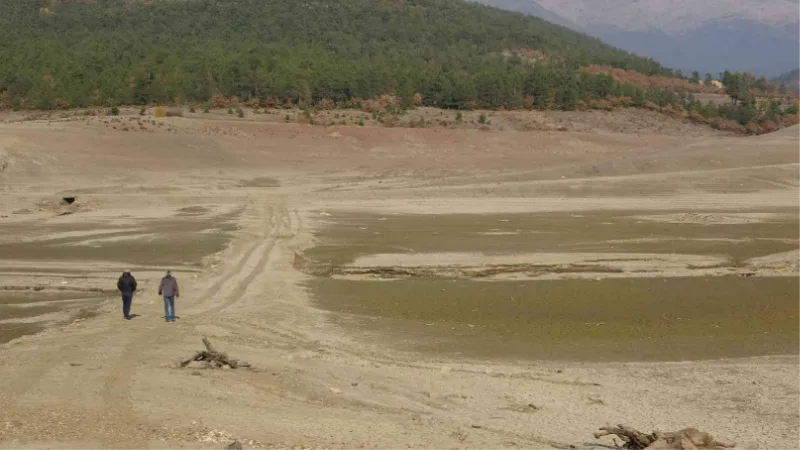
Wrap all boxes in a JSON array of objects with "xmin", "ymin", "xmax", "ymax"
[
  {"xmin": 159, "ymin": 275, "xmax": 179, "ymax": 297},
  {"xmin": 117, "ymin": 272, "xmax": 137, "ymax": 294}
]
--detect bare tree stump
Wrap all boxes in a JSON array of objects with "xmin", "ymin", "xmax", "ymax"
[{"xmin": 180, "ymin": 338, "xmax": 248, "ymax": 370}]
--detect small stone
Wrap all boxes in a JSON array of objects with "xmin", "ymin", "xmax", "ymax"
[
  {"xmin": 329, "ymin": 387, "xmax": 342, "ymax": 394},
  {"xmin": 222, "ymin": 365, "xmax": 231, "ymax": 370},
  {"xmin": 225, "ymin": 441, "xmax": 243, "ymax": 450}
]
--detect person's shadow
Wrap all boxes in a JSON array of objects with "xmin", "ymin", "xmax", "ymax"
[{"xmin": 127, "ymin": 314, "xmax": 141, "ymax": 320}]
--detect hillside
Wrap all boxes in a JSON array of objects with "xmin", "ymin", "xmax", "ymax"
[
  {"xmin": 476, "ymin": 0, "xmax": 800, "ymax": 76},
  {"xmin": 0, "ymin": 0, "xmax": 669, "ymax": 110}
]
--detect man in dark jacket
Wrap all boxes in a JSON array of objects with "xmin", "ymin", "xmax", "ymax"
[
  {"xmin": 158, "ymin": 269, "xmax": 179, "ymax": 322},
  {"xmin": 117, "ymin": 270, "xmax": 137, "ymax": 320}
]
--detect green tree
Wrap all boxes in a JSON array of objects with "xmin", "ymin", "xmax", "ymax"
[
  {"xmin": 725, "ymin": 73, "xmax": 743, "ymax": 104},
  {"xmin": 557, "ymin": 84, "xmax": 578, "ymax": 110},
  {"xmin": 0, "ymin": 0, "xmax": 679, "ymax": 112}
]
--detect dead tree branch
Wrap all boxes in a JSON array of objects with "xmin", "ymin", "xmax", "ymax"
[
  {"xmin": 594, "ymin": 425, "xmax": 734, "ymax": 450},
  {"xmin": 180, "ymin": 337, "xmax": 251, "ymax": 370}
]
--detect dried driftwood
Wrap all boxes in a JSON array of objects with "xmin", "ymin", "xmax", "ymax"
[
  {"xmin": 594, "ymin": 425, "xmax": 734, "ymax": 450},
  {"xmin": 180, "ymin": 337, "xmax": 250, "ymax": 370}
]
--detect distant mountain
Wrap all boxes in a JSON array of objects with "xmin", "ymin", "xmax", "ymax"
[
  {"xmin": 468, "ymin": 0, "xmax": 582, "ymax": 31},
  {"xmin": 773, "ymin": 69, "xmax": 800, "ymax": 93},
  {"xmin": 474, "ymin": 0, "xmax": 800, "ymax": 76}
]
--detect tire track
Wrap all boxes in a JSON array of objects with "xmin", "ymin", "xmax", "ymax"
[{"xmin": 95, "ymin": 197, "xmax": 293, "ymax": 434}]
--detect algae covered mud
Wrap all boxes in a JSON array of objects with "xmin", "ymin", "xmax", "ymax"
[
  {"xmin": 0, "ymin": 203, "xmax": 240, "ymax": 343},
  {"xmin": 300, "ymin": 209, "xmax": 799, "ymax": 362},
  {"xmin": 308, "ymin": 277, "xmax": 798, "ymax": 361},
  {"xmin": 0, "ymin": 291, "xmax": 105, "ymax": 344}
]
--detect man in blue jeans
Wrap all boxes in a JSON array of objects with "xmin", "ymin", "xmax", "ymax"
[
  {"xmin": 158, "ymin": 269, "xmax": 180, "ymax": 322},
  {"xmin": 116, "ymin": 269, "xmax": 137, "ymax": 320}
]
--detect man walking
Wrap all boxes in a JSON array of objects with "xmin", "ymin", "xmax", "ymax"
[
  {"xmin": 158, "ymin": 269, "xmax": 179, "ymax": 322},
  {"xmin": 116, "ymin": 269, "xmax": 137, "ymax": 320}
]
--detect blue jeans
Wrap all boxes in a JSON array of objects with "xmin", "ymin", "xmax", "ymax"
[
  {"xmin": 121, "ymin": 293, "xmax": 133, "ymax": 318},
  {"xmin": 163, "ymin": 296, "xmax": 175, "ymax": 321}
]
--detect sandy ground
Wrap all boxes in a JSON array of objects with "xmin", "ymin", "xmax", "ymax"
[{"xmin": 0, "ymin": 112, "xmax": 798, "ymax": 449}]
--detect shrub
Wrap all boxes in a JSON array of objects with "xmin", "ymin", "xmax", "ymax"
[
  {"xmin": 189, "ymin": 106, "xmax": 196, "ymax": 113},
  {"xmin": 744, "ymin": 122, "xmax": 761, "ymax": 135},
  {"xmin": 455, "ymin": 112, "xmax": 462, "ymax": 122},
  {"xmin": 383, "ymin": 115, "xmax": 399, "ymax": 127},
  {"xmin": 478, "ymin": 113, "xmax": 487, "ymax": 124},
  {"xmin": 139, "ymin": 107, "xmax": 146, "ymax": 116},
  {"xmin": 110, "ymin": 106, "xmax": 120, "ymax": 116},
  {"xmin": 154, "ymin": 107, "xmax": 167, "ymax": 118},
  {"xmin": 203, "ymin": 107, "xmax": 210, "ymax": 113},
  {"xmin": 227, "ymin": 107, "xmax": 234, "ymax": 114},
  {"xmin": 210, "ymin": 94, "xmax": 230, "ymax": 108},
  {"xmin": 358, "ymin": 119, "xmax": 364, "ymax": 126},
  {"xmin": 236, "ymin": 107, "xmax": 244, "ymax": 118}
]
